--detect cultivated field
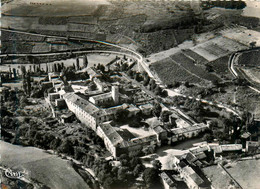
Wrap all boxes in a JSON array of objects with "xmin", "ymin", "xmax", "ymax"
[
  {"xmin": 221, "ymin": 28, "xmax": 260, "ymax": 47},
  {"xmin": 203, "ymin": 165, "xmax": 234, "ymax": 189},
  {"xmin": 226, "ymin": 160, "xmax": 260, "ymax": 189},
  {"xmin": 0, "ymin": 53, "xmax": 118, "ymax": 72},
  {"xmin": 150, "ymin": 57, "xmax": 203, "ymax": 85},
  {"xmin": 237, "ymin": 50, "xmax": 260, "ymax": 67},
  {"xmin": 0, "ymin": 141, "xmax": 91, "ymax": 189},
  {"xmin": 169, "ymin": 52, "xmax": 220, "ymax": 82},
  {"xmin": 207, "ymin": 55, "xmax": 233, "ymax": 78},
  {"xmin": 240, "ymin": 68, "xmax": 260, "ymax": 83},
  {"xmin": 2, "ymin": 0, "xmax": 111, "ymax": 16}
]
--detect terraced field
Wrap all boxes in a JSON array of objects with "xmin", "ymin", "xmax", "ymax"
[
  {"xmin": 237, "ymin": 50, "xmax": 260, "ymax": 67},
  {"xmin": 181, "ymin": 49, "xmax": 208, "ymax": 64},
  {"xmin": 207, "ymin": 55, "xmax": 232, "ymax": 77},
  {"xmin": 150, "ymin": 57, "xmax": 202, "ymax": 85},
  {"xmin": 169, "ymin": 52, "xmax": 220, "ymax": 82}
]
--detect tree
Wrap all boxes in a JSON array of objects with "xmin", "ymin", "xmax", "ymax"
[
  {"xmin": 184, "ymin": 81, "xmax": 190, "ymax": 88},
  {"xmin": 154, "ymin": 85, "xmax": 162, "ymax": 95},
  {"xmin": 160, "ymin": 110, "xmax": 171, "ymax": 123},
  {"xmin": 21, "ymin": 66, "xmax": 26, "ymax": 76},
  {"xmin": 203, "ymin": 133, "xmax": 214, "ymax": 142},
  {"xmin": 76, "ymin": 57, "xmax": 80, "ymax": 70},
  {"xmin": 152, "ymin": 160, "xmax": 162, "ymax": 170},
  {"xmin": 249, "ymin": 41, "xmax": 256, "ymax": 49},
  {"xmin": 114, "ymin": 109, "xmax": 129, "ymax": 123},
  {"xmin": 117, "ymin": 167, "xmax": 128, "ymax": 181},
  {"xmin": 149, "ymin": 79, "xmax": 156, "ymax": 90},
  {"xmin": 89, "ymin": 82, "xmax": 96, "ymax": 91},
  {"xmin": 143, "ymin": 168, "xmax": 160, "ymax": 189},
  {"xmin": 103, "ymin": 177, "xmax": 115, "ymax": 189},
  {"xmin": 26, "ymin": 73, "xmax": 32, "ymax": 96},
  {"xmin": 58, "ymin": 139, "xmax": 74, "ymax": 155},
  {"xmin": 127, "ymin": 69, "xmax": 134, "ymax": 77},
  {"xmin": 83, "ymin": 55, "xmax": 88, "ymax": 68},
  {"xmin": 133, "ymin": 164, "xmax": 143, "ymax": 177},
  {"xmin": 153, "ymin": 103, "xmax": 162, "ymax": 117},
  {"xmin": 12, "ymin": 68, "xmax": 17, "ymax": 79}
]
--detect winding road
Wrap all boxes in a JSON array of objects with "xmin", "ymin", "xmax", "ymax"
[{"xmin": 228, "ymin": 47, "xmax": 260, "ymax": 94}]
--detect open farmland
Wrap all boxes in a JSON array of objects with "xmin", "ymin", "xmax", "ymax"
[
  {"xmin": 191, "ymin": 40, "xmax": 229, "ymax": 61},
  {"xmin": 150, "ymin": 57, "xmax": 202, "ymax": 85},
  {"xmin": 0, "ymin": 141, "xmax": 91, "ymax": 189},
  {"xmin": 207, "ymin": 55, "xmax": 233, "ymax": 78},
  {"xmin": 225, "ymin": 160, "xmax": 260, "ymax": 189},
  {"xmin": 240, "ymin": 68, "xmax": 260, "ymax": 83},
  {"xmin": 2, "ymin": 0, "xmax": 111, "ymax": 17},
  {"xmin": 1, "ymin": 30, "xmax": 45, "ymax": 42},
  {"xmin": 202, "ymin": 165, "xmax": 235, "ymax": 189},
  {"xmin": 237, "ymin": 50, "xmax": 260, "ymax": 67},
  {"xmin": 181, "ymin": 49, "xmax": 209, "ymax": 65},
  {"xmin": 221, "ymin": 27, "xmax": 260, "ymax": 47},
  {"xmin": 0, "ymin": 0, "xmax": 199, "ymax": 54},
  {"xmin": 169, "ymin": 52, "xmax": 220, "ymax": 82},
  {"xmin": 191, "ymin": 33, "xmax": 248, "ymax": 62}
]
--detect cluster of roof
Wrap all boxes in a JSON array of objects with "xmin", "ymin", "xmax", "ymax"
[
  {"xmin": 63, "ymin": 92, "xmax": 100, "ymax": 116},
  {"xmin": 90, "ymin": 92, "xmax": 113, "ymax": 102},
  {"xmin": 99, "ymin": 121, "xmax": 158, "ymax": 149},
  {"xmin": 86, "ymin": 67, "xmax": 102, "ymax": 78},
  {"xmin": 189, "ymin": 143, "xmax": 243, "ymax": 156},
  {"xmin": 99, "ymin": 122, "xmax": 135, "ymax": 148},
  {"xmin": 171, "ymin": 123, "xmax": 208, "ymax": 135}
]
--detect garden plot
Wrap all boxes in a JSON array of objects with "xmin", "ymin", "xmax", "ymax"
[
  {"xmin": 68, "ymin": 16, "xmax": 98, "ymax": 25},
  {"xmin": 2, "ymin": 0, "xmax": 111, "ymax": 17},
  {"xmin": 32, "ymin": 43, "xmax": 51, "ymax": 53},
  {"xmin": 68, "ymin": 23, "xmax": 98, "ymax": 33},
  {"xmin": 211, "ymin": 36, "xmax": 247, "ymax": 52},
  {"xmin": 191, "ymin": 44, "xmax": 218, "ymax": 62},
  {"xmin": 150, "ymin": 57, "xmax": 202, "ymax": 85},
  {"xmin": 191, "ymin": 40, "xmax": 229, "ymax": 61},
  {"xmin": 240, "ymin": 68, "xmax": 260, "ymax": 84},
  {"xmin": 181, "ymin": 49, "xmax": 208, "ymax": 64},
  {"xmin": 226, "ymin": 160, "xmax": 260, "ymax": 189},
  {"xmin": 170, "ymin": 52, "xmax": 220, "ymax": 82},
  {"xmin": 237, "ymin": 50, "xmax": 260, "ymax": 67},
  {"xmin": 221, "ymin": 28, "xmax": 260, "ymax": 47}
]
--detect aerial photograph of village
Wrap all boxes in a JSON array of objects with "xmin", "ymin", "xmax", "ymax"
[{"xmin": 0, "ymin": 0, "xmax": 259, "ymax": 189}]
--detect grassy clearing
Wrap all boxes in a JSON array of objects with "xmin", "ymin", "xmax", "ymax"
[
  {"xmin": 203, "ymin": 165, "xmax": 233, "ymax": 189},
  {"xmin": 226, "ymin": 160, "xmax": 260, "ymax": 189},
  {"xmin": 0, "ymin": 141, "xmax": 91, "ymax": 189}
]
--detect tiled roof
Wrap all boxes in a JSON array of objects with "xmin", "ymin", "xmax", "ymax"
[
  {"xmin": 160, "ymin": 172, "xmax": 175, "ymax": 187},
  {"xmin": 153, "ymin": 125, "xmax": 166, "ymax": 134},
  {"xmin": 102, "ymin": 104, "xmax": 128, "ymax": 116},
  {"xmin": 185, "ymin": 152, "xmax": 198, "ymax": 163},
  {"xmin": 87, "ymin": 67, "xmax": 102, "ymax": 77},
  {"xmin": 189, "ymin": 172, "xmax": 204, "ymax": 186},
  {"xmin": 220, "ymin": 144, "xmax": 242, "ymax": 151},
  {"xmin": 171, "ymin": 124, "xmax": 208, "ymax": 135},
  {"xmin": 90, "ymin": 92, "xmax": 112, "ymax": 101},
  {"xmin": 63, "ymin": 93, "xmax": 100, "ymax": 116}
]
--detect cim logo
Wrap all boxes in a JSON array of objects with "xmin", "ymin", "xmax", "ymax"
[
  {"xmin": 30, "ymin": 2, "xmax": 52, "ymax": 5},
  {"xmin": 4, "ymin": 168, "xmax": 26, "ymax": 179}
]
